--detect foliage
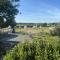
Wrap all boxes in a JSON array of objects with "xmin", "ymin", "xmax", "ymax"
[
  {"xmin": 42, "ymin": 23, "xmax": 47, "ymax": 27},
  {"xmin": 3, "ymin": 35, "xmax": 60, "ymax": 60},
  {"xmin": 55, "ymin": 23, "xmax": 60, "ymax": 36},
  {"xmin": 50, "ymin": 23, "xmax": 60, "ymax": 36},
  {"xmin": 0, "ymin": 16, "xmax": 4, "ymax": 28},
  {"xmin": 0, "ymin": 0, "xmax": 19, "ymax": 28}
]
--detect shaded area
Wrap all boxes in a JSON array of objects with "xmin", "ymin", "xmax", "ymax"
[
  {"xmin": 0, "ymin": 32, "xmax": 32, "ymax": 60},
  {"xmin": 0, "ymin": 33, "xmax": 19, "ymax": 60}
]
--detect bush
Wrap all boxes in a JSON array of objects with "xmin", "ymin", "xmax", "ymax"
[
  {"xmin": 3, "ymin": 36, "xmax": 60, "ymax": 60},
  {"xmin": 50, "ymin": 23, "xmax": 60, "ymax": 36}
]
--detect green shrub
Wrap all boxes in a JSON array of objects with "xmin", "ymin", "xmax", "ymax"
[
  {"xmin": 50, "ymin": 23, "xmax": 60, "ymax": 36},
  {"xmin": 3, "ymin": 36, "xmax": 60, "ymax": 60}
]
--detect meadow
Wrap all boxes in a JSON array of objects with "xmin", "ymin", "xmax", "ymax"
[
  {"xmin": 15, "ymin": 27, "xmax": 50, "ymax": 34},
  {"xmin": 3, "ymin": 25, "xmax": 60, "ymax": 60}
]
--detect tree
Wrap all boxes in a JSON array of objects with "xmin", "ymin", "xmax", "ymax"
[
  {"xmin": 42, "ymin": 23, "xmax": 47, "ymax": 27},
  {"xmin": 50, "ymin": 23, "xmax": 60, "ymax": 36},
  {"xmin": 0, "ymin": 0, "xmax": 19, "ymax": 28},
  {"xmin": 55, "ymin": 23, "xmax": 60, "ymax": 36},
  {"xmin": 0, "ymin": 16, "xmax": 4, "ymax": 28}
]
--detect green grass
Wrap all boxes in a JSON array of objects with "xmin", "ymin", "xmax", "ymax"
[{"xmin": 3, "ymin": 32, "xmax": 60, "ymax": 60}]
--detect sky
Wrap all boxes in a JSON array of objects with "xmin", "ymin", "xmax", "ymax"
[{"xmin": 15, "ymin": 0, "xmax": 60, "ymax": 23}]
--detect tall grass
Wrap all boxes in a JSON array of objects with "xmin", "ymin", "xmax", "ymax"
[{"xmin": 3, "ymin": 35, "xmax": 60, "ymax": 60}]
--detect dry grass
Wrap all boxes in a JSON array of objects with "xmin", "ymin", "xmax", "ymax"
[
  {"xmin": 2, "ymin": 27, "xmax": 54, "ymax": 34},
  {"xmin": 15, "ymin": 27, "xmax": 50, "ymax": 34}
]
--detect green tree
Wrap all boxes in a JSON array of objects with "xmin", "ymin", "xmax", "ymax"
[
  {"xmin": 55, "ymin": 23, "xmax": 60, "ymax": 36},
  {"xmin": 0, "ymin": 16, "xmax": 4, "ymax": 28},
  {"xmin": 0, "ymin": 0, "xmax": 19, "ymax": 28},
  {"xmin": 42, "ymin": 23, "xmax": 47, "ymax": 27}
]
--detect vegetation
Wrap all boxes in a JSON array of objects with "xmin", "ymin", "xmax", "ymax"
[
  {"xmin": 0, "ymin": 0, "xmax": 19, "ymax": 28},
  {"xmin": 0, "ymin": 0, "xmax": 60, "ymax": 60},
  {"xmin": 0, "ymin": 22, "xmax": 59, "ymax": 60},
  {"xmin": 3, "ymin": 33, "xmax": 60, "ymax": 60},
  {"xmin": 0, "ymin": 16, "xmax": 4, "ymax": 28},
  {"xmin": 55, "ymin": 23, "xmax": 60, "ymax": 36},
  {"xmin": 16, "ymin": 23, "xmax": 57, "ymax": 27},
  {"xmin": 50, "ymin": 23, "xmax": 60, "ymax": 36}
]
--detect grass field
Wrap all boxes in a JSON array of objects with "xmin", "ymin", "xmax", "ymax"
[
  {"xmin": 4, "ymin": 27, "xmax": 60, "ymax": 60},
  {"xmin": 3, "ymin": 26, "xmax": 60, "ymax": 60},
  {"xmin": 15, "ymin": 27, "xmax": 51, "ymax": 34},
  {"xmin": 1, "ymin": 26, "xmax": 54, "ymax": 35}
]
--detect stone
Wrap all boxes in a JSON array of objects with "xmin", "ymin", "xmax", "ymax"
[{"xmin": 8, "ymin": 25, "xmax": 12, "ymax": 33}]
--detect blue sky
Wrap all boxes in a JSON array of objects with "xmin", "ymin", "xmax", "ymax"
[{"xmin": 15, "ymin": 0, "xmax": 60, "ymax": 23}]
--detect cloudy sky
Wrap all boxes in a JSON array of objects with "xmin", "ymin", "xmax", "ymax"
[{"xmin": 15, "ymin": 0, "xmax": 60, "ymax": 23}]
